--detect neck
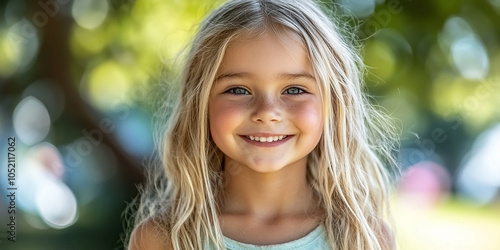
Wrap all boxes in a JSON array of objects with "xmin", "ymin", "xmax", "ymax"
[{"xmin": 220, "ymin": 157, "xmax": 318, "ymax": 220}]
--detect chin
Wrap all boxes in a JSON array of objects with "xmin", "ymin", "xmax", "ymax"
[{"xmin": 246, "ymin": 162, "xmax": 288, "ymax": 174}]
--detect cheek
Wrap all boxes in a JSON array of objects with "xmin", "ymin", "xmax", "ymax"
[
  {"xmin": 209, "ymin": 100, "xmax": 246, "ymax": 144},
  {"xmin": 290, "ymin": 100, "xmax": 323, "ymax": 137}
]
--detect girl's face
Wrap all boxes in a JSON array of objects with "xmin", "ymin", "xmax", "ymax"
[{"xmin": 209, "ymin": 32, "xmax": 323, "ymax": 173}]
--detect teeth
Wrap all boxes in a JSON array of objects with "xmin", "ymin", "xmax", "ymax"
[{"xmin": 247, "ymin": 135, "xmax": 287, "ymax": 142}]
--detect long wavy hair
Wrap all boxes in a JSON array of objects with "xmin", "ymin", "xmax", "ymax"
[{"xmin": 127, "ymin": 0, "xmax": 399, "ymax": 249}]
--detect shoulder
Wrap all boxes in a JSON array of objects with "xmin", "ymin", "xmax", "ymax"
[
  {"xmin": 378, "ymin": 221, "xmax": 396, "ymax": 250},
  {"xmin": 129, "ymin": 218, "xmax": 173, "ymax": 250}
]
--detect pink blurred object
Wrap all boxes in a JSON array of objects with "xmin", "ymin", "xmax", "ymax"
[
  {"xmin": 29, "ymin": 142, "xmax": 64, "ymax": 178},
  {"xmin": 398, "ymin": 161, "xmax": 451, "ymax": 208}
]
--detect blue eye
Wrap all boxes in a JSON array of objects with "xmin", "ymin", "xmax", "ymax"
[
  {"xmin": 283, "ymin": 87, "xmax": 305, "ymax": 95},
  {"xmin": 226, "ymin": 87, "xmax": 250, "ymax": 95}
]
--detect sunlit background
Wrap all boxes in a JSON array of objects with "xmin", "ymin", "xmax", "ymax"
[{"xmin": 0, "ymin": 0, "xmax": 499, "ymax": 249}]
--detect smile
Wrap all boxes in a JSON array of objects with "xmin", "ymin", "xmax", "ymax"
[{"xmin": 245, "ymin": 135, "xmax": 288, "ymax": 142}]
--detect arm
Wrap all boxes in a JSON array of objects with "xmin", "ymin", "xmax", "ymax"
[{"xmin": 128, "ymin": 219, "xmax": 173, "ymax": 250}]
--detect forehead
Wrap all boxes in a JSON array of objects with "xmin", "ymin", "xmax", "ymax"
[{"xmin": 217, "ymin": 30, "xmax": 312, "ymax": 77}]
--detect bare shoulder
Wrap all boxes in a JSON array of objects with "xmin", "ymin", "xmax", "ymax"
[
  {"xmin": 379, "ymin": 220, "xmax": 396, "ymax": 250},
  {"xmin": 129, "ymin": 218, "xmax": 172, "ymax": 250}
]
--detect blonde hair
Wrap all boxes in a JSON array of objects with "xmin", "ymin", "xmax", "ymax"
[{"xmin": 127, "ymin": 0, "xmax": 399, "ymax": 249}]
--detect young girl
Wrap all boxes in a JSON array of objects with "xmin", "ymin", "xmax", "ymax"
[{"xmin": 128, "ymin": 0, "xmax": 398, "ymax": 249}]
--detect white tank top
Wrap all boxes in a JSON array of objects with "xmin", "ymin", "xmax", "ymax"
[{"xmin": 207, "ymin": 225, "xmax": 331, "ymax": 249}]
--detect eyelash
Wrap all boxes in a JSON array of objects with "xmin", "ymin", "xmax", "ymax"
[
  {"xmin": 225, "ymin": 87, "xmax": 250, "ymax": 95},
  {"xmin": 283, "ymin": 87, "xmax": 305, "ymax": 95},
  {"xmin": 224, "ymin": 86, "xmax": 307, "ymax": 95}
]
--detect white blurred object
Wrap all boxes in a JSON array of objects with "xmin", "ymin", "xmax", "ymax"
[
  {"xmin": 439, "ymin": 17, "xmax": 490, "ymax": 80},
  {"xmin": 18, "ymin": 143, "xmax": 78, "ymax": 229},
  {"xmin": 456, "ymin": 124, "xmax": 500, "ymax": 205},
  {"xmin": 35, "ymin": 173, "xmax": 78, "ymax": 228},
  {"xmin": 13, "ymin": 96, "xmax": 51, "ymax": 145},
  {"xmin": 451, "ymin": 35, "xmax": 489, "ymax": 80}
]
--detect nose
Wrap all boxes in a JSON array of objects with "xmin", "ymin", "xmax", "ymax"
[{"xmin": 250, "ymin": 95, "xmax": 282, "ymax": 123}]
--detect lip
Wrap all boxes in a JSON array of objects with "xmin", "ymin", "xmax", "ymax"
[
  {"xmin": 245, "ymin": 133, "xmax": 288, "ymax": 137},
  {"xmin": 239, "ymin": 134, "xmax": 293, "ymax": 147}
]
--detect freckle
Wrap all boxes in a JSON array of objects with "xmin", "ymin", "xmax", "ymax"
[{"xmin": 251, "ymin": 100, "xmax": 263, "ymax": 108}]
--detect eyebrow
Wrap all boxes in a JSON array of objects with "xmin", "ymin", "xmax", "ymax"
[
  {"xmin": 215, "ymin": 72, "xmax": 316, "ymax": 82},
  {"xmin": 277, "ymin": 72, "xmax": 315, "ymax": 81},
  {"xmin": 215, "ymin": 72, "xmax": 252, "ymax": 81}
]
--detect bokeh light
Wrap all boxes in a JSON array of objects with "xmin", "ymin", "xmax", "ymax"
[
  {"xmin": 13, "ymin": 96, "xmax": 51, "ymax": 145},
  {"xmin": 0, "ymin": 16, "xmax": 40, "ymax": 77},
  {"xmin": 339, "ymin": 0, "xmax": 377, "ymax": 18},
  {"xmin": 81, "ymin": 60, "xmax": 133, "ymax": 111},
  {"xmin": 456, "ymin": 124, "xmax": 500, "ymax": 205},
  {"xmin": 112, "ymin": 107, "xmax": 154, "ymax": 158},
  {"xmin": 398, "ymin": 161, "xmax": 451, "ymax": 208},
  {"xmin": 6, "ymin": 19, "xmax": 39, "ymax": 72},
  {"xmin": 72, "ymin": 0, "xmax": 109, "ymax": 30},
  {"xmin": 451, "ymin": 35, "xmax": 489, "ymax": 80},
  {"xmin": 36, "ymin": 176, "xmax": 78, "ymax": 229},
  {"xmin": 63, "ymin": 137, "xmax": 118, "ymax": 204},
  {"xmin": 22, "ymin": 80, "xmax": 66, "ymax": 121},
  {"xmin": 18, "ymin": 143, "xmax": 78, "ymax": 229}
]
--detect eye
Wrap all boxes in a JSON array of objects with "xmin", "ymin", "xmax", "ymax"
[
  {"xmin": 225, "ymin": 87, "xmax": 250, "ymax": 95},
  {"xmin": 283, "ymin": 87, "xmax": 305, "ymax": 95}
]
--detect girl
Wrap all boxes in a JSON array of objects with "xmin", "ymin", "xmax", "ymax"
[{"xmin": 128, "ymin": 0, "xmax": 398, "ymax": 249}]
